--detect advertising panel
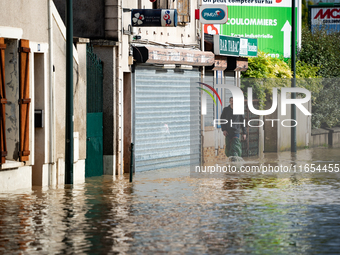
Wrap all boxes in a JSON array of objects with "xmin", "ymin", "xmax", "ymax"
[
  {"xmin": 203, "ymin": 0, "xmax": 301, "ymax": 58},
  {"xmin": 309, "ymin": 5, "xmax": 340, "ymax": 33},
  {"xmin": 131, "ymin": 9, "xmax": 178, "ymax": 27},
  {"xmin": 213, "ymin": 35, "xmax": 258, "ymax": 57}
]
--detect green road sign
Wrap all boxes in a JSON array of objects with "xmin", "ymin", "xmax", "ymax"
[{"xmin": 203, "ymin": 0, "xmax": 300, "ymax": 58}]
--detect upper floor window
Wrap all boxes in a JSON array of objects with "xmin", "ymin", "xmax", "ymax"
[{"xmin": 152, "ymin": 0, "xmax": 170, "ymax": 9}]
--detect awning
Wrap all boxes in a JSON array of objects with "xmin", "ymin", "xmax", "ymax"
[{"xmin": 133, "ymin": 45, "xmax": 214, "ymax": 66}]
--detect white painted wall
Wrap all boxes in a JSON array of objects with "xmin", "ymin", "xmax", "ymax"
[
  {"xmin": 121, "ymin": 0, "xmax": 200, "ymax": 71},
  {"xmin": 0, "ymin": 0, "xmax": 87, "ymax": 191}
]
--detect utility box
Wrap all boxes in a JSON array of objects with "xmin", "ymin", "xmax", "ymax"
[{"xmin": 35, "ymin": 110, "xmax": 44, "ymax": 128}]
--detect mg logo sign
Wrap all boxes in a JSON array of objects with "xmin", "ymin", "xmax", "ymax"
[{"xmin": 199, "ymin": 4, "xmax": 228, "ymax": 24}]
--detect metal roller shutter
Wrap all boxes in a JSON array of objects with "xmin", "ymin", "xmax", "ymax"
[{"xmin": 134, "ymin": 66, "xmax": 200, "ymax": 172}]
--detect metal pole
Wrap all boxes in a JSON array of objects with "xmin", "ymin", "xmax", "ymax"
[
  {"xmin": 65, "ymin": 0, "xmax": 74, "ymax": 184},
  {"xmin": 200, "ymin": 0, "xmax": 205, "ymax": 167},
  {"xmin": 291, "ymin": 0, "xmax": 297, "ymax": 153},
  {"xmin": 129, "ymin": 143, "xmax": 134, "ymax": 182}
]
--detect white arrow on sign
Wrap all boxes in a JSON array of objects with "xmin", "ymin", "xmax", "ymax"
[{"xmin": 281, "ymin": 20, "xmax": 291, "ymax": 58}]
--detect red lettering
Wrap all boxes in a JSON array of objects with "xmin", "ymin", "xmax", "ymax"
[
  {"xmin": 314, "ymin": 8, "xmax": 340, "ymax": 19},
  {"xmin": 331, "ymin": 9, "xmax": 340, "ymax": 18}
]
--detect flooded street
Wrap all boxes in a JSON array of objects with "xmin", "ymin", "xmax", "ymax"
[{"xmin": 1, "ymin": 147, "xmax": 340, "ymax": 254}]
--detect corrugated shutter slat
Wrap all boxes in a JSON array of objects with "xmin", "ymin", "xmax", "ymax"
[{"xmin": 134, "ymin": 67, "xmax": 200, "ymax": 172}]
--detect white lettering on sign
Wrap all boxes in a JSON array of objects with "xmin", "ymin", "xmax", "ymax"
[
  {"xmin": 203, "ymin": 12, "xmax": 221, "ymax": 18},
  {"xmin": 170, "ymin": 52, "xmax": 181, "ymax": 61},
  {"xmin": 227, "ymin": 18, "xmax": 277, "ymax": 26},
  {"xmin": 153, "ymin": 51, "xmax": 159, "ymax": 60},
  {"xmin": 219, "ymin": 38, "xmax": 240, "ymax": 53},
  {"xmin": 248, "ymin": 44, "xmax": 257, "ymax": 52},
  {"xmin": 228, "ymin": 40, "xmax": 239, "ymax": 52},
  {"xmin": 187, "ymin": 53, "xmax": 194, "ymax": 62},
  {"xmin": 239, "ymin": 38, "xmax": 248, "ymax": 55}
]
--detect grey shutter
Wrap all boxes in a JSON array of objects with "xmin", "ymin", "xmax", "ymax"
[{"xmin": 134, "ymin": 67, "xmax": 200, "ymax": 171}]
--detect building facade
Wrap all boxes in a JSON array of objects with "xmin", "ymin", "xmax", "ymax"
[{"xmin": 0, "ymin": 0, "xmax": 87, "ymax": 191}]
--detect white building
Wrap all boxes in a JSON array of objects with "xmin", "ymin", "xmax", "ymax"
[{"xmin": 0, "ymin": 0, "xmax": 87, "ymax": 191}]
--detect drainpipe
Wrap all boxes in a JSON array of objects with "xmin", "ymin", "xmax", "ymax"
[
  {"xmin": 200, "ymin": 0, "xmax": 205, "ymax": 166},
  {"xmin": 65, "ymin": 0, "xmax": 74, "ymax": 184},
  {"xmin": 291, "ymin": 0, "xmax": 297, "ymax": 153},
  {"xmin": 119, "ymin": 0, "xmax": 123, "ymax": 175},
  {"xmin": 48, "ymin": 0, "xmax": 55, "ymax": 175}
]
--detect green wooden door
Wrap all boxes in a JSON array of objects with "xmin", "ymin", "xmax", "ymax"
[
  {"xmin": 86, "ymin": 113, "xmax": 103, "ymax": 177},
  {"xmin": 86, "ymin": 44, "xmax": 103, "ymax": 177}
]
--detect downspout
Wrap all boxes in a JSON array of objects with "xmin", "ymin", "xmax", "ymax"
[
  {"xmin": 48, "ymin": 0, "xmax": 55, "ymax": 172},
  {"xmin": 215, "ymin": 71, "xmax": 218, "ymax": 156},
  {"xmin": 200, "ymin": 0, "xmax": 205, "ymax": 166},
  {"xmin": 118, "ymin": 0, "xmax": 123, "ymax": 175}
]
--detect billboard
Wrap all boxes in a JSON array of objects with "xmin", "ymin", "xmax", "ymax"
[
  {"xmin": 309, "ymin": 5, "xmax": 340, "ymax": 33},
  {"xmin": 203, "ymin": 0, "xmax": 301, "ymax": 58}
]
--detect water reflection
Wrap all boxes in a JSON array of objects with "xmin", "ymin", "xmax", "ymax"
[{"xmin": 0, "ymin": 147, "xmax": 340, "ymax": 254}]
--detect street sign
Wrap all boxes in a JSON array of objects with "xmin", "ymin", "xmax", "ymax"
[
  {"xmin": 131, "ymin": 9, "xmax": 177, "ymax": 27},
  {"xmin": 199, "ymin": 4, "xmax": 228, "ymax": 24},
  {"xmin": 203, "ymin": 0, "xmax": 301, "ymax": 58},
  {"xmin": 213, "ymin": 35, "xmax": 258, "ymax": 57}
]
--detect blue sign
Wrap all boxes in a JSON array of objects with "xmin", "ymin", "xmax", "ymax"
[
  {"xmin": 199, "ymin": 4, "xmax": 228, "ymax": 24},
  {"xmin": 201, "ymin": 8, "xmax": 226, "ymax": 21}
]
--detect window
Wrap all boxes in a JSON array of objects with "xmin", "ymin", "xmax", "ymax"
[
  {"xmin": 153, "ymin": 0, "xmax": 169, "ymax": 9},
  {"xmin": 177, "ymin": 0, "xmax": 190, "ymax": 24}
]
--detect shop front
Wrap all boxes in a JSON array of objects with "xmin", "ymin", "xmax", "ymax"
[{"xmin": 132, "ymin": 46, "xmax": 214, "ymax": 171}]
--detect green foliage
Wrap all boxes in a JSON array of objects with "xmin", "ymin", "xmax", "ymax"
[
  {"xmin": 241, "ymin": 51, "xmax": 321, "ymax": 109},
  {"xmin": 298, "ymin": 27, "xmax": 340, "ymax": 78},
  {"xmin": 242, "ymin": 51, "xmax": 292, "ymax": 79},
  {"xmin": 297, "ymin": 27, "xmax": 340, "ymax": 128},
  {"xmin": 241, "ymin": 51, "xmax": 291, "ymax": 108},
  {"xmin": 296, "ymin": 60, "xmax": 319, "ymax": 79},
  {"xmin": 311, "ymin": 79, "xmax": 340, "ymax": 129},
  {"xmin": 241, "ymin": 27, "xmax": 340, "ymax": 129},
  {"xmin": 301, "ymin": 0, "xmax": 313, "ymax": 29},
  {"xmin": 295, "ymin": 61, "xmax": 322, "ymax": 103}
]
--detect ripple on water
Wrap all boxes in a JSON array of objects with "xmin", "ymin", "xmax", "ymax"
[{"xmin": 0, "ymin": 147, "xmax": 340, "ymax": 254}]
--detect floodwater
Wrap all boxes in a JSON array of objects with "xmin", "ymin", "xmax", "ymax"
[{"xmin": 1, "ymin": 147, "xmax": 340, "ymax": 254}]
